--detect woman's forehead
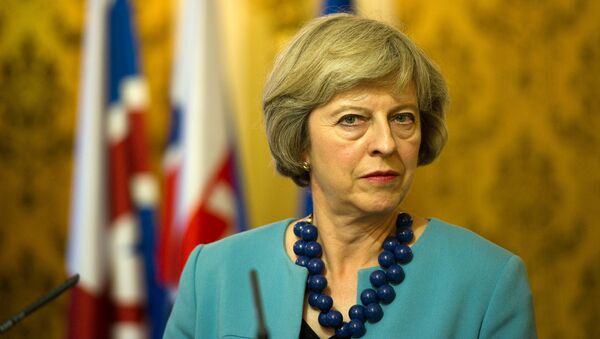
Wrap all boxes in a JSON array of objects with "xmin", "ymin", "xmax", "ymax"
[{"xmin": 329, "ymin": 82, "xmax": 417, "ymax": 103}]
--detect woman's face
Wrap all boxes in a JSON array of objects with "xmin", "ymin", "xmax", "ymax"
[{"xmin": 306, "ymin": 83, "xmax": 421, "ymax": 216}]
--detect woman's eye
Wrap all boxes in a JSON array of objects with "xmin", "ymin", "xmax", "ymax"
[
  {"xmin": 392, "ymin": 113, "xmax": 415, "ymax": 124},
  {"xmin": 339, "ymin": 114, "xmax": 362, "ymax": 126}
]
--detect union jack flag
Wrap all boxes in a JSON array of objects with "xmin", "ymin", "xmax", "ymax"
[{"xmin": 67, "ymin": 0, "xmax": 166, "ymax": 338}]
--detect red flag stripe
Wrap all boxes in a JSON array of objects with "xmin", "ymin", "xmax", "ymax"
[{"xmin": 68, "ymin": 286, "xmax": 111, "ymax": 339}]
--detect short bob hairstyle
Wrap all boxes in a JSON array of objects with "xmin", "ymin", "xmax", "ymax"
[{"xmin": 263, "ymin": 14, "xmax": 449, "ymax": 187}]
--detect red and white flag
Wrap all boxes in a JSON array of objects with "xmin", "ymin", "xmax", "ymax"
[{"xmin": 158, "ymin": 0, "xmax": 246, "ymax": 288}]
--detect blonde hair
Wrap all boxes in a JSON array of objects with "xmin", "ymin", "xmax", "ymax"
[{"xmin": 263, "ymin": 14, "xmax": 449, "ymax": 187}]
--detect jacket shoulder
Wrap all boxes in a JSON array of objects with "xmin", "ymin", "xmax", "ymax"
[
  {"xmin": 187, "ymin": 218, "xmax": 294, "ymax": 273},
  {"xmin": 427, "ymin": 218, "xmax": 515, "ymax": 266}
]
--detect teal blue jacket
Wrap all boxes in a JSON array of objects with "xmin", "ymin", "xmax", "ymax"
[{"xmin": 163, "ymin": 218, "xmax": 536, "ymax": 338}]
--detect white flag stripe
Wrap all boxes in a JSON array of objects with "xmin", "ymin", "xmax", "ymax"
[
  {"xmin": 112, "ymin": 323, "xmax": 147, "ymax": 339},
  {"xmin": 107, "ymin": 103, "xmax": 128, "ymax": 143},
  {"xmin": 67, "ymin": 0, "xmax": 109, "ymax": 294},
  {"xmin": 122, "ymin": 76, "xmax": 149, "ymax": 110},
  {"xmin": 131, "ymin": 173, "xmax": 159, "ymax": 207},
  {"xmin": 162, "ymin": 146, "xmax": 181, "ymax": 170},
  {"xmin": 208, "ymin": 182, "xmax": 236, "ymax": 221},
  {"xmin": 110, "ymin": 214, "xmax": 146, "ymax": 303}
]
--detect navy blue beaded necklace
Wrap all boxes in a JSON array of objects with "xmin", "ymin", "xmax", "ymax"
[{"xmin": 293, "ymin": 212, "xmax": 414, "ymax": 338}]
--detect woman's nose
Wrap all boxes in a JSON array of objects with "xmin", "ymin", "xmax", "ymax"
[{"xmin": 368, "ymin": 120, "xmax": 396, "ymax": 157}]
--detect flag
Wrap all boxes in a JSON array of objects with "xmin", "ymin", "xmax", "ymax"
[
  {"xmin": 66, "ymin": 0, "xmax": 166, "ymax": 338},
  {"xmin": 322, "ymin": 0, "xmax": 354, "ymax": 14},
  {"xmin": 158, "ymin": 0, "xmax": 246, "ymax": 288}
]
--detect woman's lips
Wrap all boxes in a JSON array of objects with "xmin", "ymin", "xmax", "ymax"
[{"xmin": 361, "ymin": 171, "xmax": 399, "ymax": 183}]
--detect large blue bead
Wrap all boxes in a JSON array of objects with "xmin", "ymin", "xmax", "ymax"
[
  {"xmin": 382, "ymin": 236, "xmax": 399, "ymax": 252},
  {"xmin": 360, "ymin": 288, "xmax": 377, "ymax": 305},
  {"xmin": 318, "ymin": 312, "xmax": 329, "ymax": 327},
  {"xmin": 364, "ymin": 303, "xmax": 383, "ymax": 323},
  {"xmin": 307, "ymin": 274, "xmax": 327, "ymax": 292},
  {"xmin": 326, "ymin": 310, "xmax": 343, "ymax": 328},
  {"xmin": 396, "ymin": 227, "xmax": 414, "ymax": 243},
  {"xmin": 348, "ymin": 319, "xmax": 366, "ymax": 337},
  {"xmin": 295, "ymin": 256, "xmax": 309, "ymax": 267},
  {"xmin": 301, "ymin": 224, "xmax": 318, "ymax": 241},
  {"xmin": 386, "ymin": 264, "xmax": 405, "ymax": 284},
  {"xmin": 304, "ymin": 241, "xmax": 322, "ymax": 258},
  {"xmin": 308, "ymin": 292, "xmax": 320, "ymax": 307},
  {"xmin": 348, "ymin": 304, "xmax": 365, "ymax": 321},
  {"xmin": 293, "ymin": 240, "xmax": 306, "ymax": 256},
  {"xmin": 316, "ymin": 294, "xmax": 333, "ymax": 312},
  {"xmin": 376, "ymin": 285, "xmax": 396, "ymax": 304},
  {"xmin": 293, "ymin": 221, "xmax": 309, "ymax": 237},
  {"xmin": 396, "ymin": 212, "xmax": 413, "ymax": 228},
  {"xmin": 369, "ymin": 270, "xmax": 387, "ymax": 287},
  {"xmin": 393, "ymin": 244, "xmax": 413, "ymax": 264},
  {"xmin": 335, "ymin": 322, "xmax": 352, "ymax": 338},
  {"xmin": 307, "ymin": 258, "xmax": 324, "ymax": 275},
  {"xmin": 378, "ymin": 250, "xmax": 395, "ymax": 268}
]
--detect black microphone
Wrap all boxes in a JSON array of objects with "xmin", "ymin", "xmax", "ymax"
[
  {"xmin": 0, "ymin": 274, "xmax": 80, "ymax": 333},
  {"xmin": 249, "ymin": 270, "xmax": 269, "ymax": 339}
]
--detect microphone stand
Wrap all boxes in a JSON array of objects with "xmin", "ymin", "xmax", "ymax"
[
  {"xmin": 0, "ymin": 274, "xmax": 80, "ymax": 333},
  {"xmin": 249, "ymin": 270, "xmax": 269, "ymax": 339}
]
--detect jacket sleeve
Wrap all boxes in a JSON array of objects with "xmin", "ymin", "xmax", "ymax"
[
  {"xmin": 479, "ymin": 255, "xmax": 537, "ymax": 339},
  {"xmin": 163, "ymin": 245, "xmax": 204, "ymax": 339}
]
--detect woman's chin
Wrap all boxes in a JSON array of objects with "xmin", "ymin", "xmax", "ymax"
[{"xmin": 357, "ymin": 198, "xmax": 404, "ymax": 216}]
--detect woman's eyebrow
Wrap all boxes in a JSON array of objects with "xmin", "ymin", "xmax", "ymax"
[
  {"xmin": 390, "ymin": 103, "xmax": 419, "ymax": 112},
  {"xmin": 331, "ymin": 103, "xmax": 419, "ymax": 115},
  {"xmin": 330, "ymin": 105, "xmax": 371, "ymax": 114}
]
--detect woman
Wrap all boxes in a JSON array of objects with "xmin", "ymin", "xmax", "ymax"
[{"xmin": 164, "ymin": 14, "xmax": 536, "ymax": 338}]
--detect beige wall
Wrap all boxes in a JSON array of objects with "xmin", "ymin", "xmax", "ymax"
[{"xmin": 0, "ymin": 0, "xmax": 598, "ymax": 337}]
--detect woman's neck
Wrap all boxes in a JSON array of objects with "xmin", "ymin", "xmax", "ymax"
[{"xmin": 310, "ymin": 209, "xmax": 398, "ymax": 277}]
